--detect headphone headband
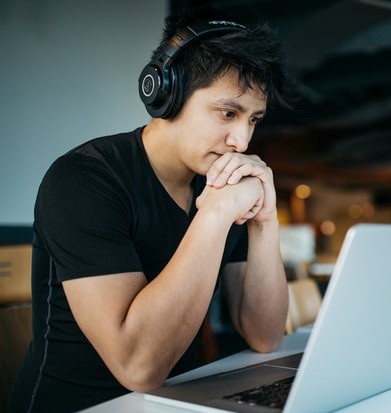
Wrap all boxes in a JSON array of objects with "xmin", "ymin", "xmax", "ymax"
[
  {"xmin": 161, "ymin": 20, "xmax": 247, "ymax": 59},
  {"xmin": 139, "ymin": 20, "xmax": 247, "ymax": 118}
]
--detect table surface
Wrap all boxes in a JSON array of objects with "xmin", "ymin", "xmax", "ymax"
[{"xmin": 80, "ymin": 331, "xmax": 391, "ymax": 413}]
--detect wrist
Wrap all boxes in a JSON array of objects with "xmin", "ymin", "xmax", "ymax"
[
  {"xmin": 196, "ymin": 201, "xmax": 235, "ymax": 230},
  {"xmin": 196, "ymin": 188, "xmax": 241, "ymax": 225},
  {"xmin": 248, "ymin": 213, "xmax": 279, "ymax": 228},
  {"xmin": 247, "ymin": 215, "xmax": 280, "ymax": 237}
]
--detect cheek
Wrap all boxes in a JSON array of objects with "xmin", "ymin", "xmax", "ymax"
[
  {"xmin": 184, "ymin": 146, "xmax": 216, "ymax": 175},
  {"xmin": 177, "ymin": 114, "xmax": 228, "ymax": 157}
]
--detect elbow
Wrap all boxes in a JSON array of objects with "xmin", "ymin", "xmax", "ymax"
[
  {"xmin": 114, "ymin": 357, "xmax": 170, "ymax": 393},
  {"xmin": 126, "ymin": 377, "xmax": 166, "ymax": 394},
  {"xmin": 249, "ymin": 337, "xmax": 283, "ymax": 354},
  {"xmin": 127, "ymin": 371, "xmax": 165, "ymax": 393},
  {"xmin": 103, "ymin": 335, "xmax": 180, "ymax": 392},
  {"xmin": 245, "ymin": 328, "xmax": 286, "ymax": 354}
]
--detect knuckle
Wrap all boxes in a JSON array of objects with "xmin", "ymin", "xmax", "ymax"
[{"xmin": 251, "ymin": 154, "xmax": 262, "ymax": 162}]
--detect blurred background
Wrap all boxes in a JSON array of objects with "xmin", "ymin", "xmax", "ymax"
[{"xmin": 173, "ymin": 0, "xmax": 391, "ymax": 262}]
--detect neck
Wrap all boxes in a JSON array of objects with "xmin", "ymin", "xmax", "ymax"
[{"xmin": 142, "ymin": 120, "xmax": 195, "ymax": 212}]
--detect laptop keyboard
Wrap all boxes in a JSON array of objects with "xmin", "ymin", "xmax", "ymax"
[{"xmin": 222, "ymin": 375, "xmax": 294, "ymax": 409}]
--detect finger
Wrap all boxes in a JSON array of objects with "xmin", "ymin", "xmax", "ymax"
[
  {"xmin": 207, "ymin": 153, "xmax": 241, "ymax": 186},
  {"xmin": 234, "ymin": 217, "xmax": 248, "ymax": 225},
  {"xmin": 226, "ymin": 163, "xmax": 263, "ymax": 185},
  {"xmin": 234, "ymin": 204, "xmax": 262, "ymax": 224},
  {"xmin": 208, "ymin": 156, "xmax": 264, "ymax": 188},
  {"xmin": 208, "ymin": 154, "xmax": 269, "ymax": 188}
]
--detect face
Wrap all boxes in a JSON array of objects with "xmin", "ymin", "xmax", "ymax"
[{"xmin": 167, "ymin": 69, "xmax": 267, "ymax": 176}]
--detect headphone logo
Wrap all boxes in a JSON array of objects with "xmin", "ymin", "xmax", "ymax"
[
  {"xmin": 141, "ymin": 74, "xmax": 155, "ymax": 98},
  {"xmin": 208, "ymin": 20, "xmax": 246, "ymax": 29}
]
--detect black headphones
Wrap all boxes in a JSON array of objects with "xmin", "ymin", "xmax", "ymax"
[{"xmin": 138, "ymin": 20, "xmax": 247, "ymax": 119}]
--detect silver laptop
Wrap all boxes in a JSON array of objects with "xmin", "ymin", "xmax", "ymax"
[{"xmin": 145, "ymin": 224, "xmax": 391, "ymax": 412}]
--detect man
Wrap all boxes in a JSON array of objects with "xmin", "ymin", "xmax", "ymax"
[{"xmin": 8, "ymin": 8, "xmax": 290, "ymax": 413}]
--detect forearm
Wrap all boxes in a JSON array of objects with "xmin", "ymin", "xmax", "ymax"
[
  {"xmin": 238, "ymin": 218, "xmax": 288, "ymax": 352},
  {"xmin": 118, "ymin": 207, "xmax": 232, "ymax": 390}
]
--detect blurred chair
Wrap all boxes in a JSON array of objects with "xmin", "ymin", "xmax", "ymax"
[
  {"xmin": 0, "ymin": 243, "xmax": 33, "ymax": 412},
  {"xmin": 0, "ymin": 244, "xmax": 32, "ymax": 304},
  {"xmin": 0, "ymin": 303, "xmax": 32, "ymax": 413},
  {"xmin": 286, "ymin": 278, "xmax": 322, "ymax": 334},
  {"xmin": 280, "ymin": 224, "xmax": 316, "ymax": 281}
]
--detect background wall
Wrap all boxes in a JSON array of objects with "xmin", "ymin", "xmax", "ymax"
[{"xmin": 0, "ymin": 0, "xmax": 168, "ymax": 225}]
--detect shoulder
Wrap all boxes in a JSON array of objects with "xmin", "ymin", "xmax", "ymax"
[
  {"xmin": 42, "ymin": 127, "xmax": 145, "ymax": 185},
  {"xmin": 65, "ymin": 127, "xmax": 144, "ymax": 165}
]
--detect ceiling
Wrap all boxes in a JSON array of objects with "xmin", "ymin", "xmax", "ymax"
[{"xmin": 171, "ymin": 0, "xmax": 391, "ymax": 198}]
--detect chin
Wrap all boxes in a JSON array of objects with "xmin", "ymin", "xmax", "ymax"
[
  {"xmin": 194, "ymin": 153, "xmax": 219, "ymax": 176},
  {"xmin": 207, "ymin": 152, "xmax": 221, "ymax": 165}
]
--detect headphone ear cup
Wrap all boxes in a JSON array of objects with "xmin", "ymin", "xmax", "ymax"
[
  {"xmin": 138, "ymin": 64, "xmax": 162, "ymax": 108},
  {"xmin": 138, "ymin": 61, "xmax": 180, "ymax": 119},
  {"xmin": 164, "ymin": 65, "xmax": 184, "ymax": 119}
]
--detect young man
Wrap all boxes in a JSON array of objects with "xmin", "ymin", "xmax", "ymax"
[{"xmin": 8, "ymin": 8, "xmax": 290, "ymax": 413}]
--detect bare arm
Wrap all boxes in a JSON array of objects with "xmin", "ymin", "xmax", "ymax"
[
  {"xmin": 222, "ymin": 219, "xmax": 288, "ymax": 353},
  {"xmin": 63, "ymin": 177, "xmax": 263, "ymax": 392},
  {"xmin": 208, "ymin": 153, "xmax": 289, "ymax": 352}
]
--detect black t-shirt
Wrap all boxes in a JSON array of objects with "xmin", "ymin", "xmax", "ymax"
[{"xmin": 7, "ymin": 127, "xmax": 247, "ymax": 413}]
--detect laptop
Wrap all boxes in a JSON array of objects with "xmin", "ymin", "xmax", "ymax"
[{"xmin": 145, "ymin": 224, "xmax": 391, "ymax": 412}]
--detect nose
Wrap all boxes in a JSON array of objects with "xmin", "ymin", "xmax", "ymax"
[{"xmin": 225, "ymin": 123, "xmax": 252, "ymax": 153}]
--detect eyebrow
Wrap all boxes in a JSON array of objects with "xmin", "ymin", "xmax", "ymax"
[{"xmin": 215, "ymin": 98, "xmax": 266, "ymax": 116}]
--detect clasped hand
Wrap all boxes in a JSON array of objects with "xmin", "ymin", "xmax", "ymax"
[{"xmin": 197, "ymin": 152, "xmax": 277, "ymax": 225}]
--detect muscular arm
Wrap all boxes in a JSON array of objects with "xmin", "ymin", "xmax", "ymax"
[
  {"xmin": 63, "ymin": 177, "xmax": 263, "ymax": 392},
  {"xmin": 208, "ymin": 152, "xmax": 289, "ymax": 353},
  {"xmin": 222, "ymin": 219, "xmax": 288, "ymax": 353}
]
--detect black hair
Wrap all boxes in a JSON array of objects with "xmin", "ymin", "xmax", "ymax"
[{"xmin": 151, "ymin": 7, "xmax": 291, "ymax": 117}]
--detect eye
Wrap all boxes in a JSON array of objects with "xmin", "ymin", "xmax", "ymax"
[
  {"xmin": 251, "ymin": 116, "xmax": 264, "ymax": 125},
  {"xmin": 220, "ymin": 109, "xmax": 236, "ymax": 120}
]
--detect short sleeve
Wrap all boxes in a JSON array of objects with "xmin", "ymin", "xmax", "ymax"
[
  {"xmin": 34, "ymin": 153, "xmax": 142, "ymax": 281},
  {"xmin": 222, "ymin": 224, "xmax": 248, "ymax": 265}
]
